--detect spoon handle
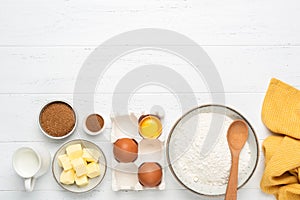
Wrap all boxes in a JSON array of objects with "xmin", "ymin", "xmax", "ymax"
[{"xmin": 225, "ymin": 154, "xmax": 239, "ymax": 200}]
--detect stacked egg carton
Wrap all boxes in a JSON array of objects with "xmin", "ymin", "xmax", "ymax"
[{"xmin": 111, "ymin": 113, "xmax": 165, "ymax": 191}]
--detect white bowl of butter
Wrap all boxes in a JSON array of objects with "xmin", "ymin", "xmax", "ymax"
[{"xmin": 52, "ymin": 139, "xmax": 107, "ymax": 193}]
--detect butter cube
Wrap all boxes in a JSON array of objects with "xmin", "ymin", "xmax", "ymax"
[
  {"xmin": 87, "ymin": 162, "xmax": 100, "ymax": 178},
  {"xmin": 82, "ymin": 148, "xmax": 100, "ymax": 163},
  {"xmin": 66, "ymin": 144, "xmax": 83, "ymax": 160},
  {"xmin": 60, "ymin": 169, "xmax": 75, "ymax": 185},
  {"xmin": 71, "ymin": 157, "xmax": 87, "ymax": 177},
  {"xmin": 58, "ymin": 154, "xmax": 72, "ymax": 171},
  {"xmin": 75, "ymin": 175, "xmax": 89, "ymax": 187}
]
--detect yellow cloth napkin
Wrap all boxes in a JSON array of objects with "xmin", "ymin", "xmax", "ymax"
[
  {"xmin": 261, "ymin": 78, "xmax": 300, "ymax": 200},
  {"xmin": 261, "ymin": 136, "xmax": 300, "ymax": 200},
  {"xmin": 261, "ymin": 78, "xmax": 300, "ymax": 139}
]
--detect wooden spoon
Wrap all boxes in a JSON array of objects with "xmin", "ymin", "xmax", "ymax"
[{"xmin": 225, "ymin": 119, "xmax": 249, "ymax": 200}]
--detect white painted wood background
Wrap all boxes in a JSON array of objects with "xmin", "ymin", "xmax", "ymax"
[{"xmin": 1, "ymin": 0, "xmax": 299, "ymax": 199}]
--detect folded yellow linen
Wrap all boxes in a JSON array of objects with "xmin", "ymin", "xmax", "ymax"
[
  {"xmin": 260, "ymin": 136, "xmax": 300, "ymax": 200},
  {"xmin": 261, "ymin": 78, "xmax": 300, "ymax": 200},
  {"xmin": 261, "ymin": 78, "xmax": 300, "ymax": 139}
]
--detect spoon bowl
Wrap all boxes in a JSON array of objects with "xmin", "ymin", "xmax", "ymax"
[{"xmin": 227, "ymin": 120, "xmax": 249, "ymax": 151}]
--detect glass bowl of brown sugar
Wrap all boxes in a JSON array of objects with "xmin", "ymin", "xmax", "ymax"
[{"xmin": 39, "ymin": 101, "xmax": 77, "ymax": 139}]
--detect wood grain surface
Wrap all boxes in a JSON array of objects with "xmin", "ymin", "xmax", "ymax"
[{"xmin": 2, "ymin": 0, "xmax": 298, "ymax": 199}]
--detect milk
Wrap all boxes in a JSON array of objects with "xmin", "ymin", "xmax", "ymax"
[
  {"xmin": 13, "ymin": 148, "xmax": 40, "ymax": 177},
  {"xmin": 13, "ymin": 146, "xmax": 51, "ymax": 192}
]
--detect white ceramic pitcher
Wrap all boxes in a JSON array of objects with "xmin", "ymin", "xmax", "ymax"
[{"xmin": 12, "ymin": 146, "xmax": 51, "ymax": 192}]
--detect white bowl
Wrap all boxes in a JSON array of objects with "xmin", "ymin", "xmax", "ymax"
[
  {"xmin": 52, "ymin": 139, "xmax": 107, "ymax": 193},
  {"xmin": 167, "ymin": 104, "xmax": 259, "ymax": 197},
  {"xmin": 38, "ymin": 101, "xmax": 77, "ymax": 140},
  {"xmin": 83, "ymin": 113, "xmax": 106, "ymax": 136}
]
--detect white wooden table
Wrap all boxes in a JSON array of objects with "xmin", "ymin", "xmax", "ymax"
[{"xmin": 1, "ymin": 0, "xmax": 299, "ymax": 199}]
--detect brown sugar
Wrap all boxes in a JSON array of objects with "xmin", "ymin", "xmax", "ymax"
[
  {"xmin": 40, "ymin": 102, "xmax": 76, "ymax": 137},
  {"xmin": 85, "ymin": 114, "xmax": 104, "ymax": 133}
]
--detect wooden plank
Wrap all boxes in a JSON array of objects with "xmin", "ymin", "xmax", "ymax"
[
  {"xmin": 0, "ymin": 93, "xmax": 271, "ymax": 142},
  {"xmin": 0, "ymin": 0, "xmax": 299, "ymax": 46},
  {"xmin": 0, "ymin": 140, "xmax": 266, "ymax": 191},
  {"xmin": 0, "ymin": 189, "xmax": 274, "ymax": 200},
  {"xmin": 0, "ymin": 46, "xmax": 299, "ymax": 94}
]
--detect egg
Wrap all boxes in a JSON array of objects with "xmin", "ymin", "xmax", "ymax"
[
  {"xmin": 113, "ymin": 138, "xmax": 138, "ymax": 163},
  {"xmin": 138, "ymin": 162, "xmax": 162, "ymax": 187},
  {"xmin": 138, "ymin": 115, "xmax": 162, "ymax": 139}
]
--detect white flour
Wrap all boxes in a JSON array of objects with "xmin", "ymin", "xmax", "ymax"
[{"xmin": 171, "ymin": 113, "xmax": 251, "ymax": 194}]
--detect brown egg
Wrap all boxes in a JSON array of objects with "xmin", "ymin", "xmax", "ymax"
[
  {"xmin": 113, "ymin": 138, "xmax": 138, "ymax": 163},
  {"xmin": 138, "ymin": 162, "xmax": 162, "ymax": 187}
]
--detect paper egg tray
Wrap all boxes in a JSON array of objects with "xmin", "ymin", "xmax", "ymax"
[{"xmin": 111, "ymin": 114, "xmax": 165, "ymax": 191}]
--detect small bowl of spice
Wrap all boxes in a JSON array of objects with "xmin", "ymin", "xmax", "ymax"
[
  {"xmin": 39, "ymin": 101, "xmax": 77, "ymax": 139},
  {"xmin": 83, "ymin": 113, "xmax": 105, "ymax": 136}
]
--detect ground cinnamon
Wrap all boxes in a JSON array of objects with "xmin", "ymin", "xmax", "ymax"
[
  {"xmin": 40, "ymin": 101, "xmax": 76, "ymax": 137},
  {"xmin": 85, "ymin": 114, "xmax": 104, "ymax": 133}
]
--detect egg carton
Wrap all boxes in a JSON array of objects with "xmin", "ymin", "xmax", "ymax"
[{"xmin": 110, "ymin": 113, "xmax": 166, "ymax": 191}]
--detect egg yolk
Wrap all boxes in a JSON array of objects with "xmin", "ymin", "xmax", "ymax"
[{"xmin": 139, "ymin": 116, "xmax": 162, "ymax": 139}]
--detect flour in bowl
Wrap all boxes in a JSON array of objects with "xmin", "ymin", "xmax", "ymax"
[{"xmin": 170, "ymin": 113, "xmax": 251, "ymax": 194}]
